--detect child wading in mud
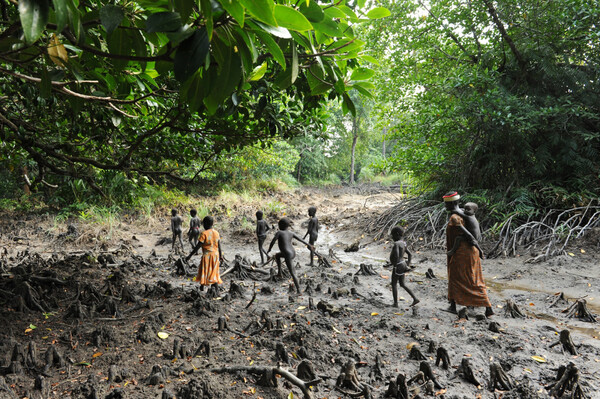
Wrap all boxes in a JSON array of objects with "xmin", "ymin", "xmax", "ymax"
[
  {"xmin": 187, "ymin": 216, "xmax": 223, "ymax": 291},
  {"xmin": 303, "ymin": 206, "xmax": 319, "ymax": 266},
  {"xmin": 255, "ymin": 210, "xmax": 270, "ymax": 265},
  {"xmin": 390, "ymin": 226, "xmax": 419, "ymax": 307},
  {"xmin": 170, "ymin": 209, "xmax": 184, "ymax": 252},
  {"xmin": 187, "ymin": 208, "xmax": 201, "ymax": 249},
  {"xmin": 267, "ymin": 217, "xmax": 312, "ymax": 294}
]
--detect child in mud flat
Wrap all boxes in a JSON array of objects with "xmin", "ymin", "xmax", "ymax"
[
  {"xmin": 390, "ymin": 226, "xmax": 419, "ymax": 307},
  {"xmin": 170, "ymin": 209, "xmax": 184, "ymax": 251},
  {"xmin": 187, "ymin": 208, "xmax": 201, "ymax": 249},
  {"xmin": 447, "ymin": 202, "xmax": 484, "ymax": 259},
  {"xmin": 187, "ymin": 216, "xmax": 223, "ymax": 291},
  {"xmin": 267, "ymin": 217, "xmax": 312, "ymax": 294},
  {"xmin": 303, "ymin": 206, "xmax": 319, "ymax": 266},
  {"xmin": 255, "ymin": 210, "xmax": 270, "ymax": 265}
]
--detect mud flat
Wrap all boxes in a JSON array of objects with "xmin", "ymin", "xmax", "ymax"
[{"xmin": 0, "ymin": 188, "xmax": 599, "ymax": 398}]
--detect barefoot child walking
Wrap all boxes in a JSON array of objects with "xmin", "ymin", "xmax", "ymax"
[
  {"xmin": 187, "ymin": 208, "xmax": 201, "ymax": 249},
  {"xmin": 267, "ymin": 217, "xmax": 312, "ymax": 294},
  {"xmin": 303, "ymin": 206, "xmax": 319, "ymax": 266},
  {"xmin": 187, "ymin": 216, "xmax": 223, "ymax": 291},
  {"xmin": 255, "ymin": 210, "xmax": 270, "ymax": 265},
  {"xmin": 390, "ymin": 226, "xmax": 419, "ymax": 307}
]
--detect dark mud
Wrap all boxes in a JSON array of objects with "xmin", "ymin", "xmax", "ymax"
[{"xmin": 1, "ymin": 188, "xmax": 600, "ymax": 398}]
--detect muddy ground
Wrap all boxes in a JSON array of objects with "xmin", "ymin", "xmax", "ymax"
[{"xmin": 1, "ymin": 186, "xmax": 599, "ymax": 399}]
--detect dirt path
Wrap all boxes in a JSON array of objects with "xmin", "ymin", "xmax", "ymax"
[{"xmin": 0, "ymin": 187, "xmax": 599, "ymax": 398}]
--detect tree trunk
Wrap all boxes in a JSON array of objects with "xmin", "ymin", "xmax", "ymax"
[{"xmin": 349, "ymin": 116, "xmax": 359, "ymax": 184}]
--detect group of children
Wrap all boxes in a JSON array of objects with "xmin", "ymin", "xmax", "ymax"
[{"xmin": 169, "ymin": 199, "xmax": 482, "ymax": 307}]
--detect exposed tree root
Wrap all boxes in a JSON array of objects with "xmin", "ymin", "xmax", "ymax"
[
  {"xmin": 549, "ymin": 329, "xmax": 578, "ymax": 355},
  {"xmin": 504, "ymin": 299, "xmax": 526, "ymax": 318},
  {"xmin": 457, "ymin": 357, "xmax": 480, "ymax": 386},
  {"xmin": 564, "ymin": 299, "xmax": 597, "ymax": 322},
  {"xmin": 425, "ymin": 268, "xmax": 436, "ymax": 279},
  {"xmin": 408, "ymin": 345, "xmax": 426, "ymax": 361},
  {"xmin": 546, "ymin": 362, "xmax": 589, "ymax": 398},
  {"xmin": 549, "ymin": 292, "xmax": 569, "ymax": 308},
  {"xmin": 489, "ymin": 362, "xmax": 514, "ymax": 391},
  {"xmin": 212, "ymin": 365, "xmax": 320, "ymax": 399},
  {"xmin": 355, "ymin": 264, "xmax": 378, "ymax": 276},
  {"xmin": 384, "ymin": 373, "xmax": 409, "ymax": 399},
  {"xmin": 435, "ymin": 347, "xmax": 451, "ymax": 370}
]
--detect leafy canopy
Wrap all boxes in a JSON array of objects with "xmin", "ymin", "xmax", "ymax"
[
  {"xmin": 369, "ymin": 0, "xmax": 600, "ymax": 195},
  {"xmin": 0, "ymin": 0, "xmax": 386, "ymax": 196}
]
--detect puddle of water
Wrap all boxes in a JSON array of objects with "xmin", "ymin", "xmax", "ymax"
[
  {"xmin": 487, "ymin": 279, "xmax": 600, "ymax": 340},
  {"xmin": 531, "ymin": 312, "xmax": 600, "ymax": 339}
]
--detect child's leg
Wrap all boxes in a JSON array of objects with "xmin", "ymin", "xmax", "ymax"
[
  {"xmin": 258, "ymin": 237, "xmax": 266, "ymax": 264},
  {"xmin": 284, "ymin": 254, "xmax": 300, "ymax": 293},
  {"xmin": 308, "ymin": 237, "xmax": 316, "ymax": 266},
  {"xmin": 275, "ymin": 253, "xmax": 284, "ymax": 276},
  {"xmin": 391, "ymin": 272, "xmax": 399, "ymax": 307},
  {"xmin": 399, "ymin": 274, "xmax": 419, "ymax": 306}
]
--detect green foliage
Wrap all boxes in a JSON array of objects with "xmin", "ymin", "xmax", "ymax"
[
  {"xmin": 369, "ymin": 0, "xmax": 600, "ymax": 197},
  {"xmin": 0, "ymin": 0, "xmax": 387, "ymax": 199},
  {"xmin": 207, "ymin": 140, "xmax": 300, "ymax": 191}
]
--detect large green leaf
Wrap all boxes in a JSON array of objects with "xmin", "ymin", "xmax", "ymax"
[
  {"xmin": 253, "ymin": 30, "xmax": 285, "ymax": 68},
  {"xmin": 19, "ymin": 0, "xmax": 50, "ymax": 44},
  {"xmin": 52, "ymin": 0, "xmax": 68, "ymax": 33},
  {"xmin": 350, "ymin": 67, "xmax": 374, "ymax": 81},
  {"xmin": 337, "ymin": 5, "xmax": 358, "ymax": 21},
  {"xmin": 252, "ymin": 20, "xmax": 291, "ymax": 39},
  {"xmin": 359, "ymin": 54, "xmax": 379, "ymax": 65},
  {"xmin": 173, "ymin": 0, "xmax": 194, "ymax": 22},
  {"xmin": 342, "ymin": 92, "xmax": 356, "ymax": 116},
  {"xmin": 146, "ymin": 12, "xmax": 182, "ymax": 33},
  {"xmin": 174, "ymin": 28, "xmax": 210, "ymax": 82},
  {"xmin": 306, "ymin": 64, "xmax": 330, "ymax": 95},
  {"xmin": 298, "ymin": 0, "xmax": 323, "ymax": 23},
  {"xmin": 274, "ymin": 5, "xmax": 312, "ymax": 32},
  {"xmin": 200, "ymin": 0, "xmax": 213, "ymax": 39},
  {"xmin": 366, "ymin": 7, "xmax": 391, "ymax": 19},
  {"xmin": 351, "ymin": 82, "xmax": 373, "ymax": 98},
  {"xmin": 239, "ymin": 0, "xmax": 276, "ymax": 26},
  {"xmin": 107, "ymin": 28, "xmax": 131, "ymax": 70},
  {"xmin": 312, "ymin": 19, "xmax": 341, "ymax": 37},
  {"xmin": 99, "ymin": 5, "xmax": 123, "ymax": 35},
  {"xmin": 217, "ymin": 0, "xmax": 244, "ymax": 27},
  {"xmin": 323, "ymin": 7, "xmax": 345, "ymax": 19},
  {"xmin": 183, "ymin": 70, "xmax": 208, "ymax": 112},
  {"xmin": 291, "ymin": 41, "xmax": 298, "ymax": 84},
  {"xmin": 247, "ymin": 62, "xmax": 267, "ymax": 81}
]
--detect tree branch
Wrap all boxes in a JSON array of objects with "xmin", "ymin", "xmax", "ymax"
[{"xmin": 482, "ymin": 0, "xmax": 526, "ymax": 70}]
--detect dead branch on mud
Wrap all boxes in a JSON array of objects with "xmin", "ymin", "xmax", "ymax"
[
  {"xmin": 490, "ymin": 201, "xmax": 600, "ymax": 259},
  {"xmin": 211, "ymin": 365, "xmax": 321, "ymax": 399},
  {"xmin": 563, "ymin": 299, "xmax": 597, "ymax": 322},
  {"xmin": 367, "ymin": 196, "xmax": 445, "ymax": 246}
]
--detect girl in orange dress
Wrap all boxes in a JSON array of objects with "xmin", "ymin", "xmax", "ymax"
[{"xmin": 186, "ymin": 216, "xmax": 223, "ymax": 289}]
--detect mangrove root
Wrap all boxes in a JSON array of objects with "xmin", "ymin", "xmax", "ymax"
[
  {"xmin": 504, "ymin": 299, "xmax": 526, "ymax": 318},
  {"xmin": 355, "ymin": 264, "xmax": 378, "ymax": 276},
  {"xmin": 547, "ymin": 362, "xmax": 589, "ymax": 398},
  {"xmin": 435, "ymin": 347, "xmax": 451, "ymax": 370},
  {"xmin": 212, "ymin": 365, "xmax": 320, "ymax": 399},
  {"xmin": 457, "ymin": 357, "xmax": 480, "ymax": 386},
  {"xmin": 564, "ymin": 299, "xmax": 597, "ymax": 322},
  {"xmin": 549, "ymin": 329, "xmax": 578, "ymax": 356},
  {"xmin": 489, "ymin": 362, "xmax": 514, "ymax": 391}
]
